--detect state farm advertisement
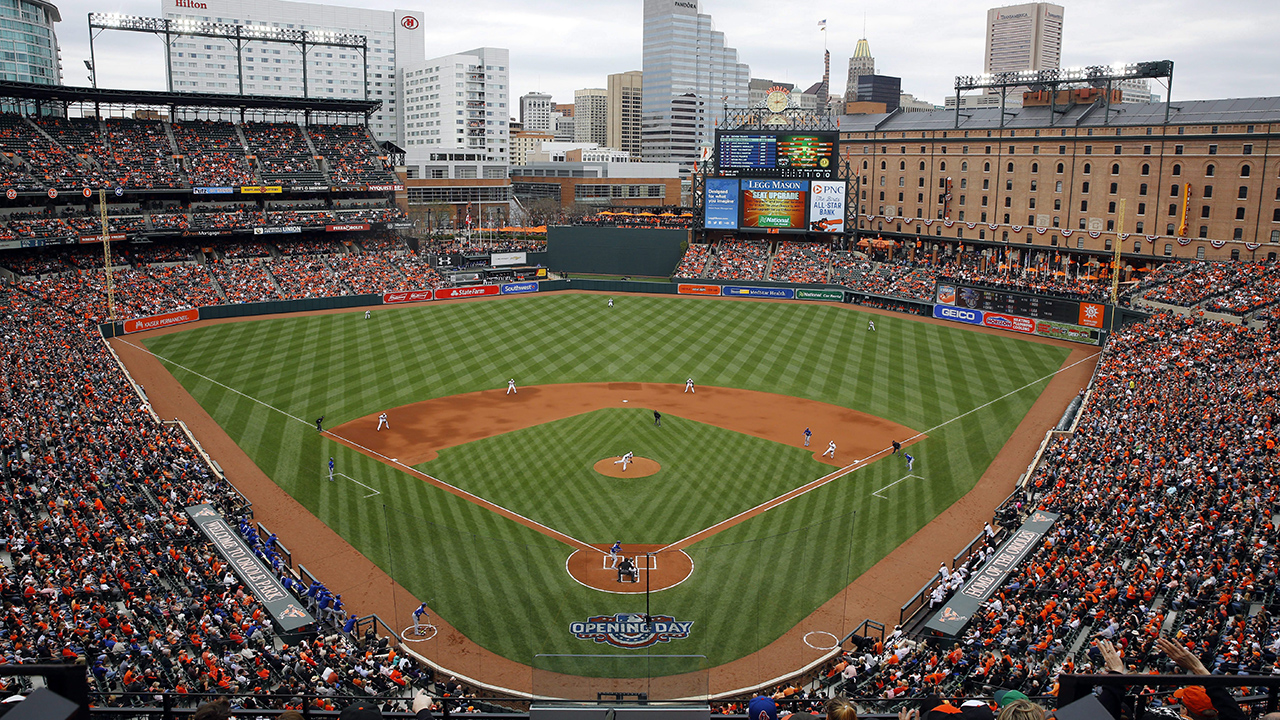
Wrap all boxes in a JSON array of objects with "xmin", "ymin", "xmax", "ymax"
[
  {"xmin": 981, "ymin": 312, "xmax": 1036, "ymax": 334},
  {"xmin": 124, "ymin": 309, "xmax": 198, "ymax": 334},
  {"xmin": 435, "ymin": 285, "xmax": 500, "ymax": 300},
  {"xmin": 740, "ymin": 179, "xmax": 807, "ymax": 230},
  {"xmin": 382, "ymin": 290, "xmax": 434, "ymax": 304}
]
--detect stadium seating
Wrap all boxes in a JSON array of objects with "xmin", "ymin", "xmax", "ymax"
[
  {"xmin": 172, "ymin": 120, "xmax": 257, "ymax": 188},
  {"xmin": 769, "ymin": 241, "xmax": 831, "ymax": 284},
  {"xmin": 242, "ymin": 122, "xmax": 327, "ymax": 188},
  {"xmin": 306, "ymin": 124, "xmax": 397, "ymax": 186},
  {"xmin": 102, "ymin": 119, "xmax": 185, "ymax": 189},
  {"xmin": 707, "ymin": 238, "xmax": 770, "ymax": 281}
]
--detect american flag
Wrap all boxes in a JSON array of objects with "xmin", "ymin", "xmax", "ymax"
[{"xmin": 817, "ymin": 19, "xmax": 827, "ymax": 30}]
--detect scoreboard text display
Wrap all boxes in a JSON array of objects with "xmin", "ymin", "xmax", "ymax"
[
  {"xmin": 741, "ymin": 179, "xmax": 807, "ymax": 230},
  {"xmin": 716, "ymin": 131, "xmax": 838, "ymax": 180}
]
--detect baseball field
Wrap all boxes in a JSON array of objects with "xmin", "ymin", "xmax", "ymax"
[{"xmin": 129, "ymin": 292, "xmax": 1079, "ymax": 691}]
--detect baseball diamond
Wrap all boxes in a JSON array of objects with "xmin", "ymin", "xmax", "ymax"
[{"xmin": 115, "ymin": 291, "xmax": 1089, "ymax": 695}]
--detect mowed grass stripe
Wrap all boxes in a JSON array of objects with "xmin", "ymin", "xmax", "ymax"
[{"xmin": 145, "ymin": 294, "xmax": 1072, "ymax": 669}]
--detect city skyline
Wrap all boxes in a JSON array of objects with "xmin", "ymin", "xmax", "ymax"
[{"xmin": 67, "ymin": 0, "xmax": 1280, "ymax": 113}]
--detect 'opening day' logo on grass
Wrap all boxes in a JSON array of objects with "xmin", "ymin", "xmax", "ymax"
[{"xmin": 570, "ymin": 614, "xmax": 693, "ymax": 648}]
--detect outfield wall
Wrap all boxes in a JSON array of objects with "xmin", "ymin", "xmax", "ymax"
[{"xmin": 544, "ymin": 227, "xmax": 689, "ymax": 277}]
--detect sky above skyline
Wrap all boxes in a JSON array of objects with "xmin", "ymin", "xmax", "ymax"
[{"xmin": 66, "ymin": 0, "xmax": 1280, "ymax": 113}]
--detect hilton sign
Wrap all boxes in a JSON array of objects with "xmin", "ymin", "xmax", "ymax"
[{"xmin": 175, "ymin": 0, "xmax": 208, "ymax": 7}]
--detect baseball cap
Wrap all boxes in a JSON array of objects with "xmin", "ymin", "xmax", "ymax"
[
  {"xmin": 993, "ymin": 689, "xmax": 1028, "ymax": 708},
  {"xmin": 338, "ymin": 700, "xmax": 382, "ymax": 720},
  {"xmin": 747, "ymin": 696, "xmax": 778, "ymax": 720},
  {"xmin": 959, "ymin": 699, "xmax": 994, "ymax": 720},
  {"xmin": 926, "ymin": 703, "xmax": 962, "ymax": 717},
  {"xmin": 1173, "ymin": 686, "xmax": 1214, "ymax": 715}
]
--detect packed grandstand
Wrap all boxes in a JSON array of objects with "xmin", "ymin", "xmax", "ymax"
[{"xmin": 3, "ymin": 98, "xmax": 1280, "ymax": 719}]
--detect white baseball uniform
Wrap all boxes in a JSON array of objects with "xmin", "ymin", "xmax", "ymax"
[
  {"xmin": 614, "ymin": 452, "xmax": 634, "ymax": 471},
  {"xmin": 822, "ymin": 441, "xmax": 836, "ymax": 458},
  {"xmin": 377, "ymin": 413, "xmax": 389, "ymax": 431},
  {"xmin": 507, "ymin": 379, "xmax": 517, "ymax": 395},
  {"xmin": 684, "ymin": 378, "xmax": 695, "ymax": 393}
]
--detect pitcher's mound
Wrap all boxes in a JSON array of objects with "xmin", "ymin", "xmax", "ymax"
[{"xmin": 593, "ymin": 456, "xmax": 661, "ymax": 478}]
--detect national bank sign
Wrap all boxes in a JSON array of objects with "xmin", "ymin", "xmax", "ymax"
[{"xmin": 570, "ymin": 613, "xmax": 693, "ymax": 648}]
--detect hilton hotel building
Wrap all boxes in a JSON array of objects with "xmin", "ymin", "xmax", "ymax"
[
  {"xmin": 841, "ymin": 95, "xmax": 1280, "ymax": 264},
  {"xmin": 160, "ymin": 0, "xmax": 424, "ymax": 144}
]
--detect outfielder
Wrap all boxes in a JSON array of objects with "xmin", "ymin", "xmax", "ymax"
[
  {"xmin": 869, "ymin": 320, "xmax": 876, "ymax": 332},
  {"xmin": 608, "ymin": 298, "xmax": 614, "ymax": 308},
  {"xmin": 803, "ymin": 427, "xmax": 812, "ymax": 447},
  {"xmin": 506, "ymin": 378, "xmax": 517, "ymax": 395},
  {"xmin": 364, "ymin": 310, "xmax": 371, "ymax": 320},
  {"xmin": 823, "ymin": 440, "xmax": 836, "ymax": 459},
  {"xmin": 684, "ymin": 377, "xmax": 695, "ymax": 393},
  {"xmin": 613, "ymin": 451, "xmax": 634, "ymax": 471},
  {"xmin": 609, "ymin": 541, "xmax": 622, "ymax": 569},
  {"xmin": 328, "ymin": 457, "xmax": 335, "ymax": 482},
  {"xmin": 412, "ymin": 602, "xmax": 429, "ymax": 634}
]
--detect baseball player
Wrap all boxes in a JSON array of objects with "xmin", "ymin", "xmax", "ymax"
[
  {"xmin": 823, "ymin": 440, "xmax": 836, "ymax": 459},
  {"xmin": 364, "ymin": 310, "xmax": 371, "ymax": 320},
  {"xmin": 653, "ymin": 410, "xmax": 661, "ymax": 427},
  {"xmin": 377, "ymin": 413, "xmax": 389, "ymax": 431},
  {"xmin": 316, "ymin": 416, "xmax": 324, "ymax": 432},
  {"xmin": 905, "ymin": 453, "xmax": 915, "ymax": 471},
  {"xmin": 609, "ymin": 541, "xmax": 622, "ymax": 569},
  {"xmin": 328, "ymin": 457, "xmax": 335, "ymax": 482},
  {"xmin": 506, "ymin": 378, "xmax": 517, "ymax": 395},
  {"xmin": 868, "ymin": 319, "xmax": 876, "ymax": 332},
  {"xmin": 684, "ymin": 377, "xmax": 695, "ymax": 393},
  {"xmin": 891, "ymin": 439, "xmax": 902, "ymax": 455},
  {"xmin": 803, "ymin": 427, "xmax": 812, "ymax": 447},
  {"xmin": 608, "ymin": 298, "xmax": 613, "ymax": 308},
  {"xmin": 613, "ymin": 451, "xmax": 634, "ymax": 471},
  {"xmin": 412, "ymin": 603, "xmax": 429, "ymax": 634}
]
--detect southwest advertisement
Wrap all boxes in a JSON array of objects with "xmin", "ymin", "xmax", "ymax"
[
  {"xmin": 740, "ymin": 179, "xmax": 807, "ymax": 230},
  {"xmin": 808, "ymin": 180, "xmax": 846, "ymax": 233},
  {"xmin": 704, "ymin": 178, "xmax": 740, "ymax": 230}
]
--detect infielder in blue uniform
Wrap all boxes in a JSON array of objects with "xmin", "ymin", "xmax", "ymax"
[
  {"xmin": 803, "ymin": 427, "xmax": 812, "ymax": 447},
  {"xmin": 328, "ymin": 457, "xmax": 335, "ymax": 481},
  {"xmin": 904, "ymin": 453, "xmax": 915, "ymax": 471}
]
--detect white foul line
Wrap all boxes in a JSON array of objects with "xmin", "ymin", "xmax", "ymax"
[
  {"xmin": 333, "ymin": 472, "xmax": 382, "ymax": 498},
  {"xmin": 872, "ymin": 474, "xmax": 925, "ymax": 499},
  {"xmin": 119, "ymin": 338, "xmax": 601, "ymax": 555},
  {"xmin": 656, "ymin": 350, "xmax": 1100, "ymax": 552}
]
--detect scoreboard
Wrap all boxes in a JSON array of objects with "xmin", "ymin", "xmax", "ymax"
[
  {"xmin": 716, "ymin": 131, "xmax": 838, "ymax": 180},
  {"xmin": 944, "ymin": 285, "xmax": 1082, "ymax": 325}
]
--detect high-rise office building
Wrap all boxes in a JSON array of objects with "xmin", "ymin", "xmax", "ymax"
[
  {"xmin": 607, "ymin": 71, "xmax": 642, "ymax": 159},
  {"xmin": 520, "ymin": 92, "xmax": 553, "ymax": 132},
  {"xmin": 984, "ymin": 3, "xmax": 1064, "ymax": 75},
  {"xmin": 161, "ymin": 0, "xmax": 424, "ymax": 142},
  {"xmin": 845, "ymin": 38, "xmax": 875, "ymax": 102},
  {"xmin": 573, "ymin": 88, "xmax": 608, "ymax": 146},
  {"xmin": 4, "ymin": 0, "xmax": 60, "ymax": 85},
  {"xmin": 399, "ymin": 47, "xmax": 509, "ymax": 172},
  {"xmin": 641, "ymin": 0, "xmax": 750, "ymax": 169}
]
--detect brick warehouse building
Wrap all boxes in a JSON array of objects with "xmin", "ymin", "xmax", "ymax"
[{"xmin": 839, "ymin": 95, "xmax": 1280, "ymax": 264}]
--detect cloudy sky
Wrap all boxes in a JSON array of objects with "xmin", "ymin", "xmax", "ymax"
[{"xmin": 67, "ymin": 0, "xmax": 1280, "ymax": 111}]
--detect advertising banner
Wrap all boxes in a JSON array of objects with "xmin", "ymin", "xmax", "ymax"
[
  {"xmin": 722, "ymin": 286, "xmax": 795, "ymax": 299},
  {"xmin": 366, "ymin": 184, "xmax": 405, "ymax": 192},
  {"xmin": 80, "ymin": 233, "xmax": 127, "ymax": 244},
  {"xmin": 186, "ymin": 504, "xmax": 315, "ymax": 632},
  {"xmin": 123, "ymin": 309, "xmax": 199, "ymax": 334},
  {"xmin": 704, "ymin": 178, "xmax": 740, "ymax": 230},
  {"xmin": 192, "ymin": 187, "xmax": 234, "ymax": 195},
  {"xmin": 808, "ymin": 180, "xmax": 846, "ymax": 233},
  {"xmin": 1077, "ymin": 302, "xmax": 1105, "ymax": 328},
  {"xmin": 677, "ymin": 284, "xmax": 721, "ymax": 296},
  {"xmin": 326, "ymin": 223, "xmax": 371, "ymax": 233},
  {"xmin": 796, "ymin": 289, "xmax": 845, "ymax": 302},
  {"xmin": 933, "ymin": 304, "xmax": 984, "ymax": 325},
  {"xmin": 500, "ymin": 281, "xmax": 538, "ymax": 295},
  {"xmin": 253, "ymin": 226, "xmax": 301, "ymax": 235},
  {"xmin": 491, "ymin": 252, "xmax": 527, "ymax": 267},
  {"xmin": 382, "ymin": 290, "xmax": 434, "ymax": 305},
  {"xmin": 981, "ymin": 312, "xmax": 1036, "ymax": 334},
  {"xmin": 740, "ymin": 179, "xmax": 807, "ymax": 230},
  {"xmin": 240, "ymin": 186, "xmax": 283, "ymax": 194},
  {"xmin": 925, "ymin": 511, "xmax": 1059, "ymax": 636},
  {"xmin": 435, "ymin": 285, "xmax": 500, "ymax": 300},
  {"xmin": 1035, "ymin": 319, "xmax": 1101, "ymax": 345}
]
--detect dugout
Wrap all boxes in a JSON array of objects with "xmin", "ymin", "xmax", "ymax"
[{"xmin": 545, "ymin": 227, "xmax": 688, "ymax": 277}]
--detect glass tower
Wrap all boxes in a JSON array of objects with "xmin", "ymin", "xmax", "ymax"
[
  {"xmin": 0, "ymin": 0, "xmax": 60, "ymax": 85},
  {"xmin": 641, "ymin": 0, "xmax": 749, "ymax": 170}
]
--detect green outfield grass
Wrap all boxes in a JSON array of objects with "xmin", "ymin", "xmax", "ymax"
[{"xmin": 142, "ymin": 293, "xmax": 1071, "ymax": 673}]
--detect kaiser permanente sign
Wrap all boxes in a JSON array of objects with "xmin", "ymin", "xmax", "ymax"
[
  {"xmin": 924, "ymin": 510, "xmax": 1059, "ymax": 636},
  {"xmin": 185, "ymin": 504, "xmax": 315, "ymax": 632}
]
